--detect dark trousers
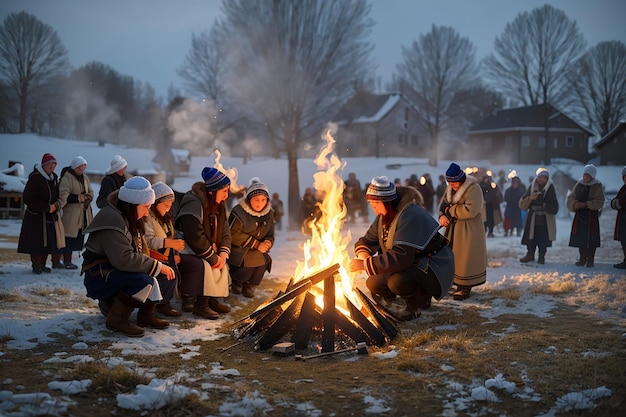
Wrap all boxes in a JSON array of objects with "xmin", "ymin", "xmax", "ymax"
[
  {"xmin": 230, "ymin": 264, "xmax": 267, "ymax": 286},
  {"xmin": 366, "ymin": 265, "xmax": 442, "ymax": 299}
]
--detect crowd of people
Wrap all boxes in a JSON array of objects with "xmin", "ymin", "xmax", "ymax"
[{"xmin": 16, "ymin": 152, "xmax": 626, "ymax": 332}]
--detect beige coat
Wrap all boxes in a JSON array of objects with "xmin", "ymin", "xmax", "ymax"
[
  {"xmin": 439, "ymin": 176, "xmax": 487, "ymax": 287},
  {"xmin": 58, "ymin": 169, "xmax": 94, "ymax": 238}
]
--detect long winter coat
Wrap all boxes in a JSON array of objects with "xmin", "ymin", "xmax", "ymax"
[
  {"xmin": 355, "ymin": 187, "xmax": 454, "ymax": 300},
  {"xmin": 566, "ymin": 179, "xmax": 605, "ymax": 249},
  {"xmin": 175, "ymin": 182, "xmax": 231, "ymax": 265},
  {"xmin": 503, "ymin": 183, "xmax": 525, "ymax": 229},
  {"xmin": 519, "ymin": 178, "xmax": 558, "ymax": 243},
  {"xmin": 228, "ymin": 199, "xmax": 275, "ymax": 268},
  {"xmin": 17, "ymin": 165, "xmax": 62, "ymax": 254},
  {"xmin": 480, "ymin": 181, "xmax": 503, "ymax": 227},
  {"xmin": 438, "ymin": 176, "xmax": 487, "ymax": 287},
  {"xmin": 611, "ymin": 184, "xmax": 626, "ymax": 242},
  {"xmin": 58, "ymin": 167, "xmax": 94, "ymax": 238}
]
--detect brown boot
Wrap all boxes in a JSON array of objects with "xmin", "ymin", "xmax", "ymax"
[
  {"xmin": 241, "ymin": 283, "xmax": 255, "ymax": 298},
  {"xmin": 156, "ymin": 302, "xmax": 182, "ymax": 317},
  {"xmin": 209, "ymin": 297, "xmax": 231, "ymax": 313},
  {"xmin": 192, "ymin": 296, "xmax": 219, "ymax": 320},
  {"xmin": 98, "ymin": 297, "xmax": 114, "ymax": 317},
  {"xmin": 519, "ymin": 253, "xmax": 534, "ymax": 263},
  {"xmin": 453, "ymin": 286, "xmax": 471, "ymax": 300},
  {"xmin": 106, "ymin": 294, "xmax": 145, "ymax": 337},
  {"xmin": 137, "ymin": 301, "xmax": 169, "ymax": 329}
]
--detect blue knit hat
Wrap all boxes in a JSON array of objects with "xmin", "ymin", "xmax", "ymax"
[
  {"xmin": 118, "ymin": 176, "xmax": 155, "ymax": 205},
  {"xmin": 201, "ymin": 167, "xmax": 230, "ymax": 192},
  {"xmin": 366, "ymin": 176, "xmax": 397, "ymax": 202},
  {"xmin": 445, "ymin": 163, "xmax": 466, "ymax": 183}
]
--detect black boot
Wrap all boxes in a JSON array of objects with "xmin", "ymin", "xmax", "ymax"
[
  {"xmin": 395, "ymin": 289, "xmax": 424, "ymax": 321},
  {"xmin": 576, "ymin": 248, "xmax": 588, "ymax": 266},
  {"xmin": 32, "ymin": 263, "xmax": 43, "ymax": 274},
  {"xmin": 181, "ymin": 295, "xmax": 194, "ymax": 312},
  {"xmin": 453, "ymin": 286, "xmax": 471, "ymax": 300},
  {"xmin": 137, "ymin": 301, "xmax": 169, "ymax": 329},
  {"xmin": 538, "ymin": 251, "xmax": 546, "ymax": 265},
  {"xmin": 98, "ymin": 297, "xmax": 114, "ymax": 317}
]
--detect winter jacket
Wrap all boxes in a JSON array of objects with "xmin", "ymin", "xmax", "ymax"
[
  {"xmin": 17, "ymin": 165, "xmax": 62, "ymax": 254},
  {"xmin": 611, "ymin": 184, "xmax": 626, "ymax": 242},
  {"xmin": 175, "ymin": 182, "xmax": 231, "ymax": 266},
  {"xmin": 355, "ymin": 187, "xmax": 454, "ymax": 300},
  {"xmin": 82, "ymin": 191, "xmax": 163, "ymax": 277},
  {"xmin": 566, "ymin": 179, "xmax": 605, "ymax": 249},
  {"xmin": 96, "ymin": 172, "xmax": 130, "ymax": 208},
  {"xmin": 519, "ymin": 178, "xmax": 558, "ymax": 242},
  {"xmin": 145, "ymin": 210, "xmax": 176, "ymax": 261},
  {"xmin": 228, "ymin": 199, "xmax": 275, "ymax": 268},
  {"xmin": 58, "ymin": 167, "xmax": 94, "ymax": 238},
  {"xmin": 438, "ymin": 176, "xmax": 487, "ymax": 287}
]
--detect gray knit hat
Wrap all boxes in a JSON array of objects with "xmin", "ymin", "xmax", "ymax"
[
  {"xmin": 118, "ymin": 176, "xmax": 155, "ymax": 205},
  {"xmin": 246, "ymin": 177, "xmax": 269, "ymax": 200},
  {"xmin": 152, "ymin": 181, "xmax": 174, "ymax": 203},
  {"xmin": 366, "ymin": 176, "xmax": 397, "ymax": 202}
]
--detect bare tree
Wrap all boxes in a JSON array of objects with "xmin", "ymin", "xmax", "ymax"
[
  {"xmin": 483, "ymin": 4, "xmax": 586, "ymax": 107},
  {"xmin": 483, "ymin": 4, "xmax": 586, "ymax": 164},
  {"xmin": 393, "ymin": 25, "xmax": 479, "ymax": 166},
  {"xmin": 178, "ymin": 26, "xmax": 224, "ymax": 102},
  {"xmin": 212, "ymin": 0, "xmax": 374, "ymax": 227},
  {"xmin": 0, "ymin": 11, "xmax": 68, "ymax": 133},
  {"xmin": 567, "ymin": 41, "xmax": 626, "ymax": 137}
]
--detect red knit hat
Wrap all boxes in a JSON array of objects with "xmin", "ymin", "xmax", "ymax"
[{"xmin": 41, "ymin": 153, "xmax": 57, "ymax": 167}]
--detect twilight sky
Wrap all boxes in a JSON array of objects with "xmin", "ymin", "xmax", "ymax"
[{"xmin": 1, "ymin": 0, "xmax": 625, "ymax": 98}]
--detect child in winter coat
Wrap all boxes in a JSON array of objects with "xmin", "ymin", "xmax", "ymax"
[
  {"xmin": 228, "ymin": 178, "xmax": 275, "ymax": 298},
  {"xmin": 144, "ymin": 182, "xmax": 186, "ymax": 317}
]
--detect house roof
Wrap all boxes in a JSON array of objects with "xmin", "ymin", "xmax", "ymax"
[
  {"xmin": 469, "ymin": 103, "xmax": 594, "ymax": 135},
  {"xmin": 333, "ymin": 93, "xmax": 417, "ymax": 124},
  {"xmin": 594, "ymin": 120, "xmax": 626, "ymax": 150}
]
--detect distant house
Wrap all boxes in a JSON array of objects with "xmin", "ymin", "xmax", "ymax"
[
  {"xmin": 332, "ymin": 92, "xmax": 429, "ymax": 158},
  {"xmin": 466, "ymin": 104, "xmax": 593, "ymax": 165},
  {"xmin": 152, "ymin": 148, "xmax": 190, "ymax": 183},
  {"xmin": 594, "ymin": 121, "xmax": 626, "ymax": 166}
]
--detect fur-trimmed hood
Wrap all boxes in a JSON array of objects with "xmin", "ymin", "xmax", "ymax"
[
  {"xmin": 237, "ymin": 197, "xmax": 272, "ymax": 217},
  {"xmin": 444, "ymin": 175, "xmax": 479, "ymax": 204},
  {"xmin": 394, "ymin": 186, "xmax": 424, "ymax": 211}
]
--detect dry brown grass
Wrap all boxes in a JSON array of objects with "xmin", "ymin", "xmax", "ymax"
[{"xmin": 1, "ymin": 249, "xmax": 625, "ymax": 416}]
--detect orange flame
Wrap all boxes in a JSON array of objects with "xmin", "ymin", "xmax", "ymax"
[{"xmin": 293, "ymin": 126, "xmax": 360, "ymax": 310}]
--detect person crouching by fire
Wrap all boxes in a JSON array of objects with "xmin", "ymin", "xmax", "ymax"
[
  {"xmin": 82, "ymin": 176, "xmax": 176, "ymax": 337},
  {"xmin": 348, "ymin": 176, "xmax": 455, "ymax": 321}
]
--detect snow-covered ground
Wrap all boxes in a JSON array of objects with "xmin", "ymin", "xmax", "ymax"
[{"xmin": 0, "ymin": 133, "xmax": 624, "ymax": 415}]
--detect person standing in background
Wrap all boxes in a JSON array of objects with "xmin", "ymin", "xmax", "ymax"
[
  {"xmin": 270, "ymin": 192, "xmax": 284, "ymax": 231},
  {"xmin": 519, "ymin": 168, "xmax": 559, "ymax": 264},
  {"xmin": 57, "ymin": 156, "xmax": 94, "ymax": 269},
  {"xmin": 97, "ymin": 154, "xmax": 130, "ymax": 208},
  {"xmin": 503, "ymin": 176, "xmax": 525, "ymax": 237},
  {"xmin": 18, "ymin": 153, "xmax": 65, "ymax": 274},
  {"xmin": 610, "ymin": 166, "xmax": 626, "ymax": 269},
  {"xmin": 567, "ymin": 164, "xmax": 605, "ymax": 267},
  {"xmin": 416, "ymin": 173, "xmax": 435, "ymax": 215},
  {"xmin": 438, "ymin": 163, "xmax": 487, "ymax": 300}
]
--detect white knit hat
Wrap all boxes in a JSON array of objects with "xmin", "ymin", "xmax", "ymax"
[
  {"xmin": 70, "ymin": 156, "xmax": 87, "ymax": 169},
  {"xmin": 106, "ymin": 154, "xmax": 128, "ymax": 175},
  {"xmin": 152, "ymin": 181, "xmax": 174, "ymax": 202},
  {"xmin": 246, "ymin": 177, "xmax": 269, "ymax": 200},
  {"xmin": 118, "ymin": 176, "xmax": 155, "ymax": 205},
  {"xmin": 583, "ymin": 164, "xmax": 597, "ymax": 179}
]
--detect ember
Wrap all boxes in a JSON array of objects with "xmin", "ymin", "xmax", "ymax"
[{"xmin": 230, "ymin": 127, "xmax": 399, "ymax": 355}]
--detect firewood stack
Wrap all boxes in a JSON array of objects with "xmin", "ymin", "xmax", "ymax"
[{"xmin": 230, "ymin": 263, "xmax": 399, "ymax": 353}]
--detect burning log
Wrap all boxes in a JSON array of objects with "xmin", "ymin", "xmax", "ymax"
[
  {"xmin": 355, "ymin": 288, "xmax": 400, "ymax": 340},
  {"xmin": 256, "ymin": 292, "xmax": 307, "ymax": 350},
  {"xmin": 234, "ymin": 263, "xmax": 340, "ymax": 325},
  {"xmin": 291, "ymin": 292, "xmax": 319, "ymax": 350},
  {"xmin": 321, "ymin": 269, "xmax": 336, "ymax": 352}
]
